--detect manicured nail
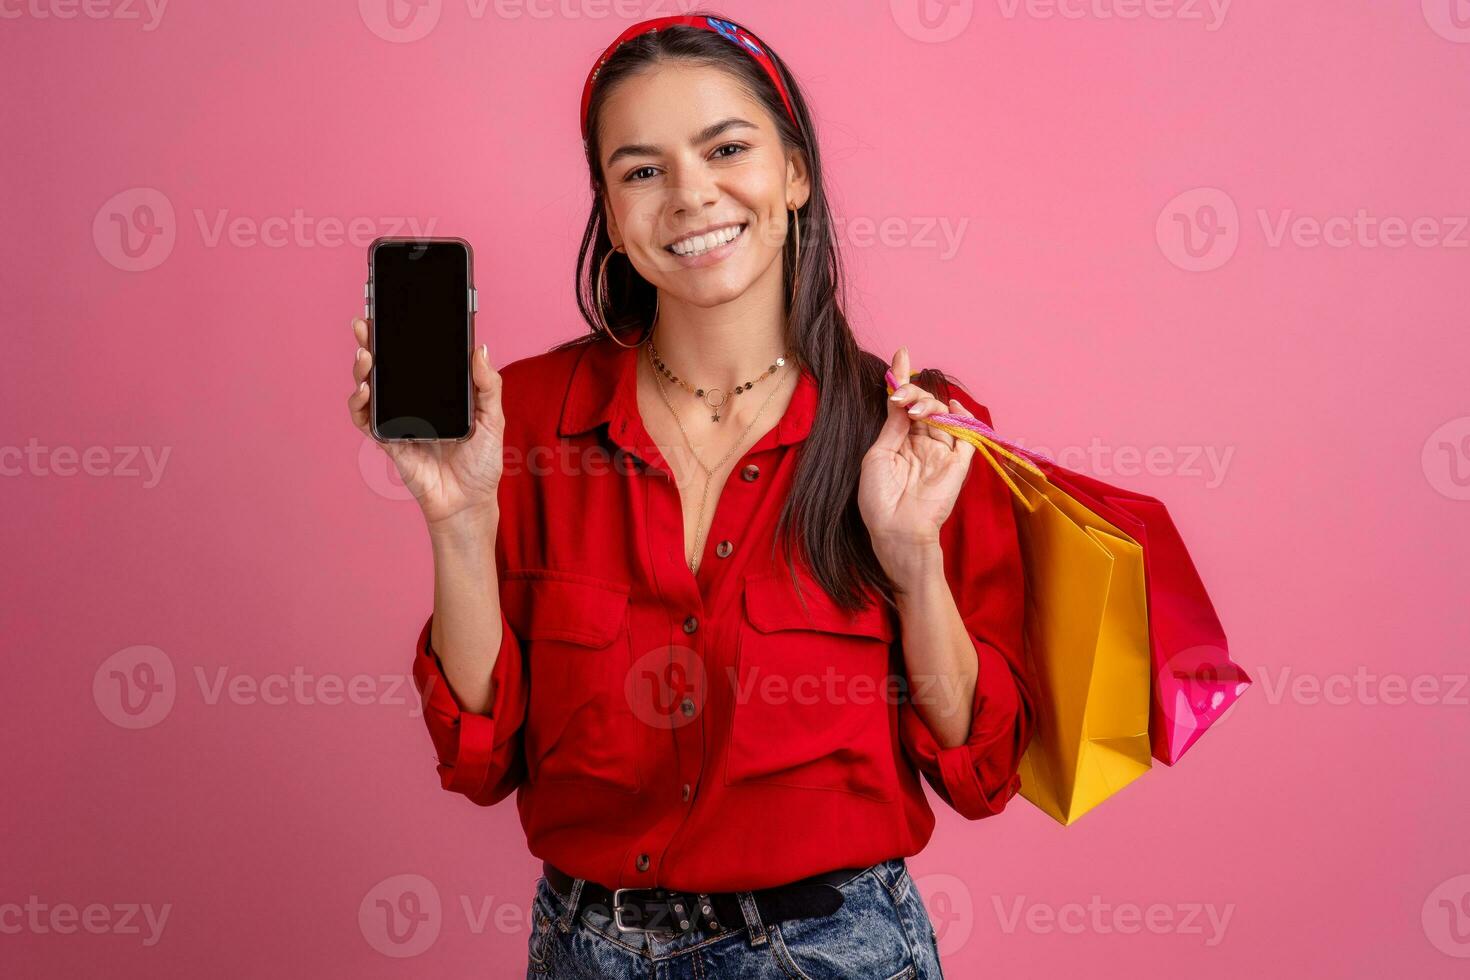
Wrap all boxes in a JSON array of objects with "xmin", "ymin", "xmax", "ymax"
[
  {"xmin": 907, "ymin": 405, "xmax": 922, "ymax": 415},
  {"xmin": 889, "ymin": 391, "xmax": 905, "ymax": 401},
  {"xmin": 356, "ymin": 347, "xmax": 365, "ymax": 361},
  {"xmin": 358, "ymin": 381, "xmax": 367, "ymax": 392},
  {"xmin": 479, "ymin": 344, "xmax": 488, "ymax": 360}
]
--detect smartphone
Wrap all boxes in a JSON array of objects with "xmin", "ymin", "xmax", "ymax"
[{"xmin": 366, "ymin": 237, "xmax": 476, "ymax": 442}]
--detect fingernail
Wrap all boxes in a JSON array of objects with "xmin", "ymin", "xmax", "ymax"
[
  {"xmin": 889, "ymin": 392, "xmax": 904, "ymax": 401},
  {"xmin": 358, "ymin": 381, "xmax": 367, "ymax": 392},
  {"xmin": 907, "ymin": 405, "xmax": 922, "ymax": 415},
  {"xmin": 479, "ymin": 344, "xmax": 488, "ymax": 360},
  {"xmin": 356, "ymin": 347, "xmax": 365, "ymax": 361}
]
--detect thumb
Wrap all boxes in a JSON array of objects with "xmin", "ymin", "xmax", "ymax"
[{"xmin": 472, "ymin": 344, "xmax": 503, "ymax": 424}]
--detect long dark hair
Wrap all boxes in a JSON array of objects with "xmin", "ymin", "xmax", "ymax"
[{"xmin": 555, "ymin": 12, "xmax": 961, "ymax": 613}]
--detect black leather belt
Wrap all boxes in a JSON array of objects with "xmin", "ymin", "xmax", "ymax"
[{"xmin": 542, "ymin": 860, "xmax": 859, "ymax": 936}]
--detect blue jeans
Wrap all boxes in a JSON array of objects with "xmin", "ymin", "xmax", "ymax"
[{"xmin": 526, "ymin": 856, "xmax": 946, "ymax": 978}]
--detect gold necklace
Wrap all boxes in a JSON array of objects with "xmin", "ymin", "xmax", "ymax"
[
  {"xmin": 647, "ymin": 336, "xmax": 791, "ymax": 422},
  {"xmin": 647, "ymin": 341, "xmax": 790, "ymax": 574}
]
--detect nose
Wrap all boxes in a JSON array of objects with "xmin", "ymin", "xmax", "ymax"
[{"xmin": 666, "ymin": 156, "xmax": 720, "ymax": 216}]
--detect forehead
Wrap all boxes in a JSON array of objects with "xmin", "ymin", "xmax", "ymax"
[{"xmin": 597, "ymin": 61, "xmax": 773, "ymax": 147}]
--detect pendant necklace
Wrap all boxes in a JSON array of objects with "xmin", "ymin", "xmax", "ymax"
[{"xmin": 647, "ymin": 341, "xmax": 790, "ymax": 574}]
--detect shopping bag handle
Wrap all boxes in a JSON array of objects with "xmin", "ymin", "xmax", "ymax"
[{"xmin": 883, "ymin": 368, "xmax": 1051, "ymax": 504}]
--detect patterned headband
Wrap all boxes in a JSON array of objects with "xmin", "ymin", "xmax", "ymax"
[{"xmin": 579, "ymin": 15, "xmax": 800, "ymax": 146}]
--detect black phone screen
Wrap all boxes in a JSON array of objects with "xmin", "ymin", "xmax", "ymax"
[{"xmin": 370, "ymin": 240, "xmax": 472, "ymax": 441}]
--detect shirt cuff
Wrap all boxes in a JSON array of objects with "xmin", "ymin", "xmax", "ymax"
[
  {"xmin": 411, "ymin": 610, "xmax": 526, "ymax": 802},
  {"xmin": 900, "ymin": 633, "xmax": 1030, "ymax": 820}
]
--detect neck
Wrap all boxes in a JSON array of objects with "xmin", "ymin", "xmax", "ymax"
[{"xmin": 647, "ymin": 264, "xmax": 790, "ymax": 386}]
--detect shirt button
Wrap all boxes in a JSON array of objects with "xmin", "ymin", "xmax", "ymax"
[
  {"xmin": 741, "ymin": 464, "xmax": 760, "ymax": 482},
  {"xmin": 679, "ymin": 697, "xmax": 696, "ymax": 717},
  {"xmin": 715, "ymin": 540, "xmax": 733, "ymax": 558},
  {"xmin": 682, "ymin": 615, "xmax": 698, "ymax": 634},
  {"xmin": 681, "ymin": 783, "xmax": 691, "ymax": 801},
  {"xmin": 636, "ymin": 853, "xmax": 650, "ymax": 871}
]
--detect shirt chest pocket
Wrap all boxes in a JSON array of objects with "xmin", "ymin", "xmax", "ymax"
[
  {"xmin": 725, "ymin": 569, "xmax": 899, "ymax": 802},
  {"xmin": 501, "ymin": 571, "xmax": 641, "ymax": 794}
]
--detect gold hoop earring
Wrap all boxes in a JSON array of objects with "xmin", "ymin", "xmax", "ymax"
[
  {"xmin": 591, "ymin": 246, "xmax": 643, "ymax": 349},
  {"xmin": 788, "ymin": 205, "xmax": 802, "ymax": 311}
]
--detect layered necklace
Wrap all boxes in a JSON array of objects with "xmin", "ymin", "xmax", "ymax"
[
  {"xmin": 645, "ymin": 336, "xmax": 793, "ymax": 574},
  {"xmin": 647, "ymin": 335, "xmax": 791, "ymax": 423}
]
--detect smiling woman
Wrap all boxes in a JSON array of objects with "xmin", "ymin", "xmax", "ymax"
[{"xmin": 349, "ymin": 10, "xmax": 1036, "ymax": 979}]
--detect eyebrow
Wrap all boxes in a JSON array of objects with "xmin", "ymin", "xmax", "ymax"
[{"xmin": 604, "ymin": 117, "xmax": 759, "ymax": 169}]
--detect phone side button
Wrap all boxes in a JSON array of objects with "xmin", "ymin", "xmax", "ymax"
[{"xmin": 470, "ymin": 287, "xmax": 478, "ymax": 313}]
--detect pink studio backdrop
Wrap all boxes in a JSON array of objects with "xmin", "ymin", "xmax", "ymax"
[{"xmin": 4, "ymin": 1, "xmax": 1468, "ymax": 977}]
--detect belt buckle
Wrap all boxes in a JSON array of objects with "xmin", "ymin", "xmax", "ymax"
[{"xmin": 611, "ymin": 887, "xmax": 683, "ymax": 935}]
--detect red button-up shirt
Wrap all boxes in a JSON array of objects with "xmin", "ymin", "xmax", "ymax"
[{"xmin": 411, "ymin": 336, "xmax": 1034, "ymax": 893}]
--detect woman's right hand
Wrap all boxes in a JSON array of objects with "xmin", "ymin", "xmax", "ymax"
[{"xmin": 347, "ymin": 317, "xmax": 506, "ymax": 530}]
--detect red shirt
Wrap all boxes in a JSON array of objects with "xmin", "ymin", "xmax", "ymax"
[{"xmin": 411, "ymin": 336, "xmax": 1034, "ymax": 893}]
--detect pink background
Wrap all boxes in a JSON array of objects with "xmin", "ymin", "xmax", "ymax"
[{"xmin": 4, "ymin": 1, "xmax": 1469, "ymax": 976}]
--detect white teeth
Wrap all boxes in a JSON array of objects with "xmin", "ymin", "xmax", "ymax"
[{"xmin": 670, "ymin": 224, "xmax": 744, "ymax": 256}]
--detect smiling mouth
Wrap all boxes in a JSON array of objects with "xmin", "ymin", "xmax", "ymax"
[{"xmin": 666, "ymin": 222, "xmax": 748, "ymax": 257}]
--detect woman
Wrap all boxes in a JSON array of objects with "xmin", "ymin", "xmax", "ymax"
[{"xmin": 347, "ymin": 12, "xmax": 1034, "ymax": 978}]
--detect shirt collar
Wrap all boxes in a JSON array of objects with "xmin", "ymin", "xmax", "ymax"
[{"xmin": 558, "ymin": 336, "xmax": 818, "ymax": 452}]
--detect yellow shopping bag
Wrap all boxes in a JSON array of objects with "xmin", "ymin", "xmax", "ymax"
[
  {"xmin": 919, "ymin": 405, "xmax": 1154, "ymax": 825},
  {"xmin": 1006, "ymin": 463, "xmax": 1152, "ymax": 825}
]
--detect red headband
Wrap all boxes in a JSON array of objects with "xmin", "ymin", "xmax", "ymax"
[{"xmin": 579, "ymin": 15, "xmax": 800, "ymax": 145}]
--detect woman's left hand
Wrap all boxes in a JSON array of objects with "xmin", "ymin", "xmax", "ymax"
[{"xmin": 858, "ymin": 346, "xmax": 977, "ymax": 583}]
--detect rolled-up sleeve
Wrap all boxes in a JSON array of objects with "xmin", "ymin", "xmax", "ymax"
[
  {"xmin": 897, "ymin": 385, "xmax": 1037, "ymax": 820},
  {"xmin": 411, "ymin": 609, "xmax": 528, "ymax": 806}
]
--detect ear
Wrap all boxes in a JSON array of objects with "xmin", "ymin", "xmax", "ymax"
[
  {"xmin": 601, "ymin": 195, "xmax": 623, "ymax": 250},
  {"xmin": 785, "ymin": 147, "xmax": 811, "ymax": 210}
]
